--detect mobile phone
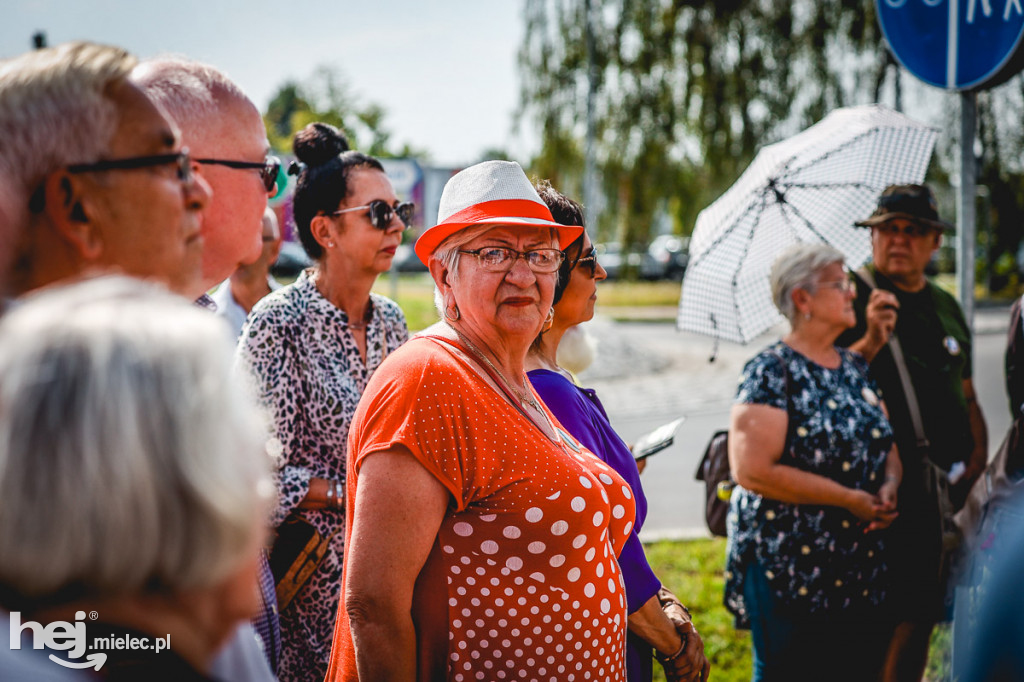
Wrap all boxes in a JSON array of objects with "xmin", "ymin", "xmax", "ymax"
[{"xmin": 632, "ymin": 417, "xmax": 686, "ymax": 461}]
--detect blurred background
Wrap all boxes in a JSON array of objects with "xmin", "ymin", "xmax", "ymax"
[{"xmin": 6, "ymin": 1, "xmax": 1024, "ymax": 295}]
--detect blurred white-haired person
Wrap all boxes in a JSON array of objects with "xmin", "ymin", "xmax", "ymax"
[
  {"xmin": 725, "ymin": 242, "xmax": 902, "ymax": 682},
  {"xmin": 0, "ymin": 277, "xmax": 273, "ymax": 680}
]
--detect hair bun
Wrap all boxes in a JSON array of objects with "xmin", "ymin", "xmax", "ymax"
[{"xmin": 292, "ymin": 122, "xmax": 350, "ymax": 168}]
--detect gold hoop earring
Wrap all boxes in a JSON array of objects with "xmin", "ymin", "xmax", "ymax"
[
  {"xmin": 444, "ymin": 302, "xmax": 460, "ymax": 322},
  {"xmin": 541, "ymin": 307, "xmax": 555, "ymax": 333}
]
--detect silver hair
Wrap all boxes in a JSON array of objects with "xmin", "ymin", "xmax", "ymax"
[
  {"xmin": 132, "ymin": 56, "xmax": 250, "ymax": 131},
  {"xmin": 429, "ymin": 225, "xmax": 560, "ymax": 319},
  {"xmin": 770, "ymin": 242, "xmax": 846, "ymax": 323},
  {"xmin": 0, "ymin": 276, "xmax": 273, "ymax": 605},
  {"xmin": 0, "ymin": 41, "xmax": 137, "ymax": 204}
]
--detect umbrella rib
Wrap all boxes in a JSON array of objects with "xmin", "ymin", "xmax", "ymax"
[
  {"xmin": 729, "ymin": 189, "xmax": 772, "ymax": 343},
  {"xmin": 690, "ymin": 193, "xmax": 766, "ymax": 269},
  {"xmin": 780, "ymin": 199, "xmax": 837, "ymax": 246},
  {"xmin": 777, "ymin": 180, "xmax": 881, "ymax": 192}
]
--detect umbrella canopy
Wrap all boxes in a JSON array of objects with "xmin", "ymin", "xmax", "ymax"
[{"xmin": 676, "ymin": 104, "xmax": 938, "ymax": 344}]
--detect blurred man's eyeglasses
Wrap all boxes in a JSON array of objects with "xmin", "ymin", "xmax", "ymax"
[
  {"xmin": 196, "ymin": 156, "xmax": 281, "ymax": 193},
  {"xmin": 66, "ymin": 148, "xmax": 194, "ymax": 185},
  {"xmin": 874, "ymin": 222, "xmax": 936, "ymax": 239},
  {"xmin": 332, "ymin": 200, "xmax": 414, "ymax": 230}
]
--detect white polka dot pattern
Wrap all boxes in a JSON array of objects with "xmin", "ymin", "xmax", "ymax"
[{"xmin": 339, "ymin": 338, "xmax": 633, "ymax": 681}]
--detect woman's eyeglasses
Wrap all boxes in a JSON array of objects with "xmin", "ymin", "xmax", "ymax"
[
  {"xmin": 196, "ymin": 156, "xmax": 281, "ymax": 193},
  {"xmin": 332, "ymin": 200, "xmax": 415, "ymax": 230},
  {"xmin": 816, "ymin": 278, "xmax": 856, "ymax": 294},
  {"xmin": 573, "ymin": 247, "xmax": 598, "ymax": 277},
  {"xmin": 459, "ymin": 247, "xmax": 565, "ymax": 273}
]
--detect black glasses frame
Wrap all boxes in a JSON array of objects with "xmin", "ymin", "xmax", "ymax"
[
  {"xmin": 196, "ymin": 156, "xmax": 281, "ymax": 192},
  {"xmin": 66, "ymin": 148, "xmax": 193, "ymax": 184},
  {"xmin": 332, "ymin": 200, "xmax": 414, "ymax": 230}
]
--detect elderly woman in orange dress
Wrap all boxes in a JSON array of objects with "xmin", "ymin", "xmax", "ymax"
[{"xmin": 327, "ymin": 160, "xmax": 637, "ymax": 681}]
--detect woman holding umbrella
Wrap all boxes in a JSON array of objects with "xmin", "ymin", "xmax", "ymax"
[{"xmin": 725, "ymin": 242, "xmax": 902, "ymax": 681}]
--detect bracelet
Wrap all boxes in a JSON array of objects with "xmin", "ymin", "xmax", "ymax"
[
  {"xmin": 325, "ymin": 481, "xmax": 334, "ymax": 508},
  {"xmin": 334, "ymin": 481, "xmax": 344, "ymax": 510},
  {"xmin": 657, "ymin": 633, "xmax": 687, "ymax": 663}
]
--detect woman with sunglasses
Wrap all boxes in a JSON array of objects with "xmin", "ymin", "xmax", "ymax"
[
  {"xmin": 236, "ymin": 122, "xmax": 410, "ymax": 682},
  {"xmin": 525, "ymin": 182, "xmax": 709, "ymax": 682}
]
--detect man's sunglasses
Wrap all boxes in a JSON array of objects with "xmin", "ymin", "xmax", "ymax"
[
  {"xmin": 874, "ymin": 222, "xmax": 937, "ymax": 239},
  {"xmin": 196, "ymin": 156, "xmax": 281, "ymax": 193},
  {"xmin": 332, "ymin": 200, "xmax": 415, "ymax": 230},
  {"xmin": 66, "ymin": 148, "xmax": 194, "ymax": 184}
]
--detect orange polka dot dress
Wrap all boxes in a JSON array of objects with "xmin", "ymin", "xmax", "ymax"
[{"xmin": 327, "ymin": 335, "xmax": 636, "ymax": 682}]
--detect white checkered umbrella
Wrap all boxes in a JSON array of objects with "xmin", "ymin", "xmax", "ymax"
[{"xmin": 676, "ymin": 104, "xmax": 937, "ymax": 344}]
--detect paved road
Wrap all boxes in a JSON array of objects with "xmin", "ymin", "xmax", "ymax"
[{"xmin": 578, "ymin": 306, "xmax": 1015, "ymax": 540}]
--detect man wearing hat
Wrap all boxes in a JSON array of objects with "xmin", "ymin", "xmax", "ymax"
[{"xmin": 838, "ymin": 184, "xmax": 988, "ymax": 682}]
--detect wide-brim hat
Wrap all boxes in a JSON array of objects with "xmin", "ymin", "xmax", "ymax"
[
  {"xmin": 415, "ymin": 160, "xmax": 584, "ymax": 265},
  {"xmin": 854, "ymin": 183, "xmax": 954, "ymax": 232}
]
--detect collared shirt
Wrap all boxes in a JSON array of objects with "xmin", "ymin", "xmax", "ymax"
[{"xmin": 211, "ymin": 277, "xmax": 282, "ymax": 339}]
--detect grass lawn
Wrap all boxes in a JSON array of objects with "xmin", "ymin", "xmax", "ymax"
[
  {"xmin": 372, "ymin": 275, "xmax": 684, "ymax": 331},
  {"xmin": 644, "ymin": 538, "xmax": 953, "ymax": 682}
]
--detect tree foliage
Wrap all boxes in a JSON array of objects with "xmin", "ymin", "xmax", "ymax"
[
  {"xmin": 518, "ymin": 0, "xmax": 1024, "ymax": 284},
  {"xmin": 518, "ymin": 0, "xmax": 892, "ymax": 246},
  {"xmin": 263, "ymin": 65, "xmax": 424, "ymax": 159}
]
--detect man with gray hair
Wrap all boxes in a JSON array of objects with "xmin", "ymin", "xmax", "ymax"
[
  {"xmin": 132, "ymin": 57, "xmax": 282, "ymax": 677},
  {"xmin": 132, "ymin": 57, "xmax": 277, "ymax": 299},
  {"xmin": 0, "ymin": 41, "xmax": 209, "ymax": 299}
]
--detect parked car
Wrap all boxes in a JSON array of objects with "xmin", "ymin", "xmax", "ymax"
[
  {"xmin": 640, "ymin": 235, "xmax": 689, "ymax": 281},
  {"xmin": 271, "ymin": 240, "xmax": 312, "ymax": 280},
  {"xmin": 596, "ymin": 242, "xmax": 644, "ymax": 280}
]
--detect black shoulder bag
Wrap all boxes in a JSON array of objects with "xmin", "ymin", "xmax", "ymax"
[{"xmin": 695, "ymin": 348, "xmax": 790, "ymax": 537}]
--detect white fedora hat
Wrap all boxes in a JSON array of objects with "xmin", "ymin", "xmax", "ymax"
[{"xmin": 414, "ymin": 160, "xmax": 583, "ymax": 264}]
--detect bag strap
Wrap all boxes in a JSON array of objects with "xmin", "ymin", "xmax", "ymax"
[{"xmin": 856, "ymin": 266, "xmax": 930, "ymax": 451}]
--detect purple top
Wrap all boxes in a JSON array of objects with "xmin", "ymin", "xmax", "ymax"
[{"xmin": 529, "ymin": 368, "xmax": 662, "ymax": 682}]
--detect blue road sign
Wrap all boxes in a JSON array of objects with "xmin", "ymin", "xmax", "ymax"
[{"xmin": 877, "ymin": 0, "xmax": 1024, "ymax": 90}]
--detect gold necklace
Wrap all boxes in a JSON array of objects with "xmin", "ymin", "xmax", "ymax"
[{"xmin": 450, "ymin": 326, "xmax": 545, "ymax": 413}]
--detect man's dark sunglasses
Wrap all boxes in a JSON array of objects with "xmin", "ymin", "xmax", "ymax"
[
  {"xmin": 66, "ymin": 148, "xmax": 193, "ymax": 184},
  {"xmin": 332, "ymin": 200, "xmax": 415, "ymax": 230},
  {"xmin": 196, "ymin": 156, "xmax": 281, "ymax": 193}
]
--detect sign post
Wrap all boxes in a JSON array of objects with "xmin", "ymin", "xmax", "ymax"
[
  {"xmin": 877, "ymin": 0, "xmax": 1024, "ymax": 327},
  {"xmin": 876, "ymin": 2, "xmax": 1024, "ymax": 675}
]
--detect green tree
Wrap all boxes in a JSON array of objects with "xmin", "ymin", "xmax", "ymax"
[
  {"xmin": 518, "ymin": 1, "xmax": 886, "ymax": 250},
  {"xmin": 519, "ymin": 0, "xmax": 1024, "ymax": 288},
  {"xmin": 263, "ymin": 65, "xmax": 425, "ymax": 159}
]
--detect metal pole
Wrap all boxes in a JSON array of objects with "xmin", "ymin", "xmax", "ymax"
[
  {"xmin": 957, "ymin": 91, "xmax": 977, "ymax": 331},
  {"xmin": 583, "ymin": 0, "xmax": 598, "ymax": 226}
]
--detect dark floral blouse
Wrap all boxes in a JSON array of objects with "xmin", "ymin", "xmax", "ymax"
[{"xmin": 724, "ymin": 341, "xmax": 895, "ymax": 628}]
